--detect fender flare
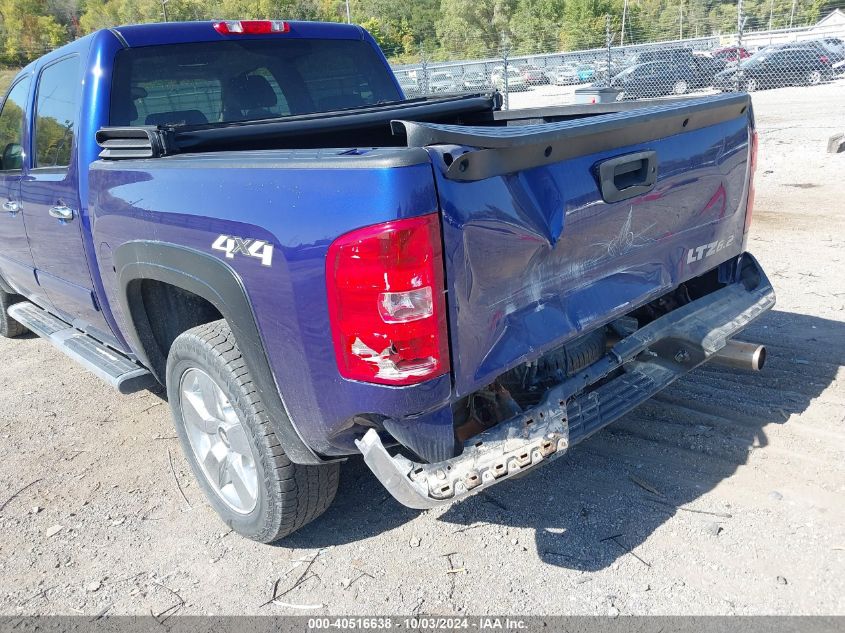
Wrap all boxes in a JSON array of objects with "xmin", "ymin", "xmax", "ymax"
[{"xmin": 113, "ymin": 240, "xmax": 323, "ymax": 465}]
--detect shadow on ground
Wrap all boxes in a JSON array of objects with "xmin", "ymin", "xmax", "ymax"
[{"xmin": 283, "ymin": 309, "xmax": 843, "ymax": 568}]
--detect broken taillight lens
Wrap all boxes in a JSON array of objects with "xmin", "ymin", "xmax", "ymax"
[
  {"xmin": 326, "ymin": 213, "xmax": 450, "ymax": 386},
  {"xmin": 745, "ymin": 128, "xmax": 758, "ymax": 234}
]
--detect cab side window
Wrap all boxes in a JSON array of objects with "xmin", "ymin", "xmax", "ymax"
[
  {"xmin": 34, "ymin": 56, "xmax": 80, "ymax": 169},
  {"xmin": 0, "ymin": 78, "xmax": 31, "ymax": 172}
]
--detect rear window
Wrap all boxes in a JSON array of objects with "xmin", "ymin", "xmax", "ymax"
[{"xmin": 110, "ymin": 38, "xmax": 401, "ymax": 127}]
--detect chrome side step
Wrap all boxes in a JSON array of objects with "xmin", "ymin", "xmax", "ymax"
[{"xmin": 7, "ymin": 301, "xmax": 156, "ymax": 394}]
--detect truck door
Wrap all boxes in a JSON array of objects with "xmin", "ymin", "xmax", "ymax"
[
  {"xmin": 20, "ymin": 55, "xmax": 113, "ymax": 337},
  {"xmin": 0, "ymin": 76, "xmax": 40, "ymax": 299}
]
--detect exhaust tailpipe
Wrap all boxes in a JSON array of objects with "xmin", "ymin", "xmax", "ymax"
[{"xmin": 711, "ymin": 340, "xmax": 767, "ymax": 371}]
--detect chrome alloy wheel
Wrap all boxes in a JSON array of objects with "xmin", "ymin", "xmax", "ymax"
[{"xmin": 179, "ymin": 368, "xmax": 258, "ymax": 514}]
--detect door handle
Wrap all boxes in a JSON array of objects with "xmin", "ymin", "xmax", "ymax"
[
  {"xmin": 3, "ymin": 200, "xmax": 20, "ymax": 215},
  {"xmin": 49, "ymin": 205, "xmax": 74, "ymax": 221}
]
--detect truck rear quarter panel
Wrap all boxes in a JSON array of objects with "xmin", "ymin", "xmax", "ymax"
[{"xmin": 89, "ymin": 150, "xmax": 451, "ymax": 457}]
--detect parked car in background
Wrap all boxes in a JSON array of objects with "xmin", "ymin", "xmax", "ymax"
[
  {"xmin": 429, "ymin": 71, "xmax": 456, "ymax": 93},
  {"xmin": 492, "ymin": 67, "xmax": 529, "ymax": 91},
  {"xmin": 712, "ymin": 46, "xmax": 751, "ymax": 64},
  {"xmin": 461, "ymin": 71, "xmax": 489, "ymax": 91},
  {"xmin": 778, "ymin": 39, "xmax": 845, "ymax": 66},
  {"xmin": 576, "ymin": 65, "xmax": 596, "ymax": 83},
  {"xmin": 611, "ymin": 54, "xmax": 721, "ymax": 99},
  {"xmin": 397, "ymin": 73, "xmax": 420, "ymax": 97},
  {"xmin": 548, "ymin": 62, "xmax": 581, "ymax": 85},
  {"xmin": 713, "ymin": 47, "xmax": 835, "ymax": 91},
  {"xmin": 518, "ymin": 64, "xmax": 548, "ymax": 85},
  {"xmin": 627, "ymin": 47, "xmax": 696, "ymax": 67},
  {"xmin": 818, "ymin": 36, "xmax": 844, "ymax": 56},
  {"xmin": 694, "ymin": 52, "xmax": 729, "ymax": 78}
]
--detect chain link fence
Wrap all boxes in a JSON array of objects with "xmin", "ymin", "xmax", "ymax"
[{"xmin": 391, "ymin": 3, "xmax": 845, "ymax": 109}]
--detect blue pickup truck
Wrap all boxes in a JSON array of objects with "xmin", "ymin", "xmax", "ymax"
[{"xmin": 0, "ymin": 20, "xmax": 775, "ymax": 542}]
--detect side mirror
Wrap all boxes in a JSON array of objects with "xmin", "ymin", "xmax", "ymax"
[{"xmin": 1, "ymin": 143, "xmax": 22, "ymax": 171}]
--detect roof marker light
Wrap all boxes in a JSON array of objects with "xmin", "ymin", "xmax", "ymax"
[{"xmin": 213, "ymin": 20, "xmax": 290, "ymax": 35}]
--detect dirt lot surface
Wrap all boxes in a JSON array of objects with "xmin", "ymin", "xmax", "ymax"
[{"xmin": 1, "ymin": 81, "xmax": 844, "ymax": 617}]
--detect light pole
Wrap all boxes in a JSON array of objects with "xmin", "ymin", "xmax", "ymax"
[
  {"xmin": 789, "ymin": 0, "xmax": 797, "ymax": 29},
  {"xmin": 345, "ymin": 0, "xmax": 351, "ymax": 24},
  {"xmin": 679, "ymin": 1, "xmax": 684, "ymax": 40},
  {"xmin": 620, "ymin": 0, "xmax": 628, "ymax": 47},
  {"xmin": 768, "ymin": 0, "xmax": 775, "ymax": 43},
  {"xmin": 161, "ymin": 0, "xmax": 170, "ymax": 22}
]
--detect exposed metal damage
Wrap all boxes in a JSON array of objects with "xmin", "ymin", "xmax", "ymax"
[{"xmin": 357, "ymin": 253, "xmax": 775, "ymax": 509}]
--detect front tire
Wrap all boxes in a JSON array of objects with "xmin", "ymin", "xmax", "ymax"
[
  {"xmin": 0, "ymin": 289, "xmax": 27, "ymax": 338},
  {"xmin": 672, "ymin": 79, "xmax": 689, "ymax": 95},
  {"xmin": 806, "ymin": 70, "xmax": 822, "ymax": 85},
  {"xmin": 745, "ymin": 77, "xmax": 759, "ymax": 92},
  {"xmin": 166, "ymin": 320, "xmax": 339, "ymax": 542}
]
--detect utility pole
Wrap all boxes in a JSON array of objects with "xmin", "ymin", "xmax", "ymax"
[
  {"xmin": 769, "ymin": 0, "xmax": 775, "ymax": 43},
  {"xmin": 620, "ymin": 0, "xmax": 628, "ymax": 47},
  {"xmin": 679, "ymin": 1, "xmax": 684, "ymax": 40},
  {"xmin": 161, "ymin": 0, "xmax": 169, "ymax": 22},
  {"xmin": 345, "ymin": 0, "xmax": 351, "ymax": 24}
]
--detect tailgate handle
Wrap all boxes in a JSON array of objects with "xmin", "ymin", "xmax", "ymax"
[{"xmin": 597, "ymin": 151, "xmax": 658, "ymax": 203}]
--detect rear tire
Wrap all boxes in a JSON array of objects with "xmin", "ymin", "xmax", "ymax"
[
  {"xmin": 672, "ymin": 79, "xmax": 689, "ymax": 95},
  {"xmin": 0, "ymin": 289, "xmax": 27, "ymax": 338},
  {"xmin": 166, "ymin": 320, "xmax": 339, "ymax": 543},
  {"xmin": 745, "ymin": 77, "xmax": 759, "ymax": 92}
]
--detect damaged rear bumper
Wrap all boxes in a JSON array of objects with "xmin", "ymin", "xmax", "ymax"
[{"xmin": 356, "ymin": 253, "xmax": 775, "ymax": 510}]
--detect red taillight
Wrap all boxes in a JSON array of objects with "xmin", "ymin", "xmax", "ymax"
[
  {"xmin": 326, "ymin": 213, "xmax": 450, "ymax": 386},
  {"xmin": 213, "ymin": 20, "xmax": 290, "ymax": 35},
  {"xmin": 745, "ymin": 129, "xmax": 758, "ymax": 233},
  {"xmin": 820, "ymin": 55, "xmax": 830, "ymax": 64}
]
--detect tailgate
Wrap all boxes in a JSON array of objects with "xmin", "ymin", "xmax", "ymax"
[{"xmin": 396, "ymin": 94, "xmax": 753, "ymax": 396}]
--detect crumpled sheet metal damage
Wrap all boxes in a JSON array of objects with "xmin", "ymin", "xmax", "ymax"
[
  {"xmin": 357, "ymin": 399, "xmax": 569, "ymax": 510},
  {"xmin": 357, "ymin": 253, "xmax": 775, "ymax": 509}
]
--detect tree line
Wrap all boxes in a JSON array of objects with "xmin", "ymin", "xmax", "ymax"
[{"xmin": 0, "ymin": 0, "xmax": 839, "ymax": 68}]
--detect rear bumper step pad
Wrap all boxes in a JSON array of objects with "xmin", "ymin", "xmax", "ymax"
[
  {"xmin": 356, "ymin": 252, "xmax": 775, "ymax": 509},
  {"xmin": 7, "ymin": 302, "xmax": 156, "ymax": 394}
]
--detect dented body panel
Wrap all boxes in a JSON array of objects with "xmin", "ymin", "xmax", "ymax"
[
  {"xmin": 426, "ymin": 107, "xmax": 751, "ymax": 396},
  {"xmin": 358, "ymin": 254, "xmax": 775, "ymax": 508}
]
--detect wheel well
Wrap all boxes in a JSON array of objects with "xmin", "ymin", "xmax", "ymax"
[{"xmin": 126, "ymin": 279, "xmax": 222, "ymax": 381}]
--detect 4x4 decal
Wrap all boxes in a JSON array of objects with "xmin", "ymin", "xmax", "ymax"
[{"xmin": 211, "ymin": 235, "xmax": 274, "ymax": 267}]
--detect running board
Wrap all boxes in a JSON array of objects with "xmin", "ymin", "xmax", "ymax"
[{"xmin": 7, "ymin": 301, "xmax": 156, "ymax": 394}]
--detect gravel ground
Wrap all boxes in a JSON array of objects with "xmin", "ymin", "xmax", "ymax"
[{"xmin": 1, "ymin": 81, "xmax": 843, "ymax": 617}]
